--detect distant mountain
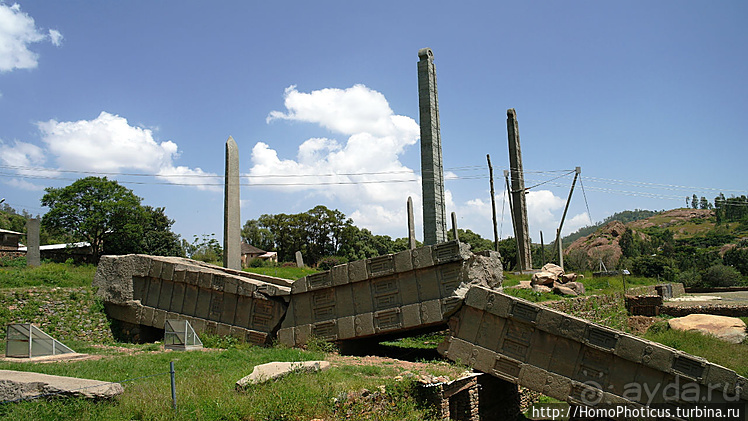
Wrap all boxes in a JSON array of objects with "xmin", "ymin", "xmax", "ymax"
[
  {"xmin": 562, "ymin": 208, "xmax": 747, "ymax": 277},
  {"xmin": 562, "ymin": 209, "xmax": 660, "ymax": 246}
]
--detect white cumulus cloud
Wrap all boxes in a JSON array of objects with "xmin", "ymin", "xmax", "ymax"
[
  {"xmin": 0, "ymin": 3, "xmax": 62, "ymax": 72},
  {"xmin": 252, "ymin": 85, "xmax": 422, "ymax": 235},
  {"xmin": 29, "ymin": 111, "xmax": 219, "ymax": 191}
]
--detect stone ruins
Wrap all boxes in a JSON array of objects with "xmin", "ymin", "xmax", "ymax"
[{"xmin": 91, "ymin": 48, "xmax": 747, "ymax": 416}]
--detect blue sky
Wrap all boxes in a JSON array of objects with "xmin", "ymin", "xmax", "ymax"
[{"xmin": 1, "ymin": 1, "xmax": 746, "ymax": 247}]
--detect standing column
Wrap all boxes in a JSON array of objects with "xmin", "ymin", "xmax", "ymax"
[
  {"xmin": 418, "ymin": 47, "xmax": 447, "ymax": 245},
  {"xmin": 26, "ymin": 218, "xmax": 40, "ymax": 267},
  {"xmin": 223, "ymin": 136, "xmax": 241, "ymax": 270},
  {"xmin": 407, "ymin": 196, "xmax": 417, "ymax": 249},
  {"xmin": 507, "ymin": 109, "xmax": 532, "ymax": 271}
]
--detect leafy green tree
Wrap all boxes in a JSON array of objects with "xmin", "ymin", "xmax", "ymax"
[
  {"xmin": 241, "ymin": 219, "xmax": 274, "ymax": 251},
  {"xmin": 691, "ymin": 194, "xmax": 698, "ymax": 209},
  {"xmin": 42, "ymin": 177, "xmax": 143, "ymax": 258},
  {"xmin": 699, "ymin": 197, "xmax": 711, "ymax": 210},
  {"xmin": 447, "ymin": 228, "xmax": 494, "ymax": 253},
  {"xmin": 183, "ymin": 233, "xmax": 222, "ymax": 263},
  {"xmin": 41, "ymin": 177, "xmax": 181, "ymax": 259},
  {"xmin": 139, "ymin": 206, "xmax": 183, "ymax": 256},
  {"xmin": 723, "ymin": 246, "xmax": 748, "ymax": 276},
  {"xmin": 619, "ymin": 228, "xmax": 640, "ymax": 258},
  {"xmin": 702, "ymin": 264, "xmax": 743, "ymax": 287},
  {"xmin": 497, "ymin": 237, "xmax": 518, "ymax": 271}
]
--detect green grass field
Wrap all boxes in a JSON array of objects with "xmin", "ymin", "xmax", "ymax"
[{"xmin": 0, "ymin": 262, "xmax": 745, "ymax": 420}]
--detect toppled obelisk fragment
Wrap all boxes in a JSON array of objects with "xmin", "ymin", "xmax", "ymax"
[
  {"xmin": 0, "ymin": 370, "xmax": 123, "ymax": 401},
  {"xmin": 439, "ymin": 286, "xmax": 748, "ymax": 411},
  {"xmin": 235, "ymin": 361, "xmax": 330, "ymax": 388},
  {"xmin": 278, "ymin": 241, "xmax": 502, "ymax": 347},
  {"xmin": 94, "ymin": 255, "xmax": 291, "ymax": 345}
]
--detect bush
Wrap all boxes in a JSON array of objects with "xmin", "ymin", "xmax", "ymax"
[
  {"xmin": 317, "ymin": 256, "xmax": 347, "ymax": 271},
  {"xmin": 0, "ymin": 255, "xmax": 26, "ymax": 267},
  {"xmin": 247, "ymin": 258, "xmax": 274, "ymax": 268},
  {"xmin": 676, "ymin": 269, "xmax": 702, "ymax": 288},
  {"xmin": 702, "ymin": 264, "xmax": 743, "ymax": 287}
]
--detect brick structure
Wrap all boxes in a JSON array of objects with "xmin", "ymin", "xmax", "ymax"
[{"xmin": 624, "ymin": 294, "xmax": 663, "ymax": 316}]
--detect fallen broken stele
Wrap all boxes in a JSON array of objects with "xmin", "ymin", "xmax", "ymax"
[{"xmin": 93, "ymin": 240, "xmax": 748, "ymax": 413}]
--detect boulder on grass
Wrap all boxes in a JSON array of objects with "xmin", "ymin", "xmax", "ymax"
[
  {"xmin": 531, "ymin": 271, "xmax": 557, "ymax": 286},
  {"xmin": 561, "ymin": 273, "xmax": 578, "ymax": 283},
  {"xmin": 553, "ymin": 283, "xmax": 578, "ymax": 297},
  {"xmin": 541, "ymin": 263, "xmax": 564, "ymax": 279},
  {"xmin": 668, "ymin": 314, "xmax": 747, "ymax": 344},
  {"xmin": 564, "ymin": 281, "xmax": 585, "ymax": 295},
  {"xmin": 532, "ymin": 284, "xmax": 553, "ymax": 294}
]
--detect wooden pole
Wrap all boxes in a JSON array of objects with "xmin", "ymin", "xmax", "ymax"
[{"xmin": 487, "ymin": 155, "xmax": 499, "ymax": 252}]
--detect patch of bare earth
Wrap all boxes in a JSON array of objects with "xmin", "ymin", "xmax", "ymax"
[{"xmin": 628, "ymin": 316, "xmax": 657, "ymax": 335}]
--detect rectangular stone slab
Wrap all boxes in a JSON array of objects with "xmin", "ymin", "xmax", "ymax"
[
  {"xmin": 279, "ymin": 241, "xmax": 502, "ymax": 346},
  {"xmin": 439, "ymin": 286, "xmax": 748, "ymax": 410},
  {"xmin": 0, "ymin": 370, "xmax": 124, "ymax": 401},
  {"xmin": 94, "ymin": 255, "xmax": 291, "ymax": 345}
]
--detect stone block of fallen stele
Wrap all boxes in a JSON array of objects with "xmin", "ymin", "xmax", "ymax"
[
  {"xmin": 0, "ymin": 370, "xmax": 123, "ymax": 401},
  {"xmin": 236, "ymin": 361, "xmax": 330, "ymax": 389},
  {"xmin": 668, "ymin": 314, "xmax": 747, "ymax": 344},
  {"xmin": 530, "ymin": 271, "xmax": 557, "ymax": 286}
]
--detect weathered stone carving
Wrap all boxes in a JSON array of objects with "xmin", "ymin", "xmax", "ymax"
[
  {"xmin": 278, "ymin": 241, "xmax": 502, "ymax": 347},
  {"xmin": 93, "ymin": 255, "xmax": 291, "ymax": 345},
  {"xmin": 439, "ymin": 286, "xmax": 748, "ymax": 410}
]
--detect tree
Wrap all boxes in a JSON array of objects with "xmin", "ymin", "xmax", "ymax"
[
  {"xmin": 447, "ymin": 229, "xmax": 493, "ymax": 252},
  {"xmin": 691, "ymin": 194, "xmax": 698, "ymax": 209},
  {"xmin": 619, "ymin": 228, "xmax": 640, "ymax": 258},
  {"xmin": 699, "ymin": 197, "xmax": 711, "ymax": 210},
  {"xmin": 41, "ymin": 177, "xmax": 181, "ymax": 259},
  {"xmin": 139, "ymin": 206, "xmax": 183, "ymax": 256}
]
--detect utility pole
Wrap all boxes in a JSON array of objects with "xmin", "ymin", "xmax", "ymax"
[
  {"xmin": 504, "ymin": 170, "xmax": 523, "ymax": 273},
  {"xmin": 540, "ymin": 231, "xmax": 545, "ymax": 267},
  {"xmin": 487, "ymin": 154, "xmax": 499, "ymax": 252},
  {"xmin": 555, "ymin": 167, "xmax": 581, "ymax": 270}
]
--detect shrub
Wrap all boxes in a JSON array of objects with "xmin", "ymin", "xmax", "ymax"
[
  {"xmin": 248, "ymin": 258, "xmax": 274, "ymax": 268},
  {"xmin": 0, "ymin": 255, "xmax": 26, "ymax": 267},
  {"xmin": 702, "ymin": 264, "xmax": 743, "ymax": 287},
  {"xmin": 317, "ymin": 256, "xmax": 347, "ymax": 271},
  {"xmin": 676, "ymin": 269, "xmax": 702, "ymax": 288}
]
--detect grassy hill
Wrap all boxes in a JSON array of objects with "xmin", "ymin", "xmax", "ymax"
[{"xmin": 563, "ymin": 208, "xmax": 748, "ymax": 286}]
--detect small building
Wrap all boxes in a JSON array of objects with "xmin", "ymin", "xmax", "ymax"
[
  {"xmin": 0, "ymin": 229, "xmax": 23, "ymax": 251},
  {"xmin": 18, "ymin": 242, "xmax": 94, "ymax": 264},
  {"xmin": 241, "ymin": 243, "xmax": 278, "ymax": 267}
]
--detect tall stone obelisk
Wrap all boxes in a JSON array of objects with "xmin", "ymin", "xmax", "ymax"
[
  {"xmin": 417, "ymin": 48, "xmax": 447, "ymax": 245},
  {"xmin": 223, "ymin": 136, "xmax": 241, "ymax": 270},
  {"xmin": 507, "ymin": 109, "xmax": 532, "ymax": 271}
]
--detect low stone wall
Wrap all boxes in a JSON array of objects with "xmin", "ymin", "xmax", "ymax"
[
  {"xmin": 661, "ymin": 305, "xmax": 748, "ymax": 317},
  {"xmin": 624, "ymin": 295, "xmax": 662, "ymax": 316},
  {"xmin": 0, "ymin": 250, "xmax": 24, "ymax": 261}
]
